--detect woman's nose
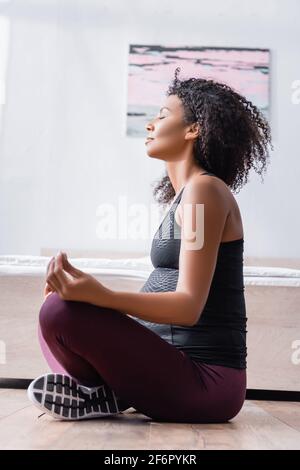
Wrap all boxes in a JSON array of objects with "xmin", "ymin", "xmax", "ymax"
[{"xmin": 146, "ymin": 122, "xmax": 153, "ymax": 132}]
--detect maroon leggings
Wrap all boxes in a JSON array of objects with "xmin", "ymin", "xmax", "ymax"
[{"xmin": 38, "ymin": 292, "xmax": 247, "ymax": 423}]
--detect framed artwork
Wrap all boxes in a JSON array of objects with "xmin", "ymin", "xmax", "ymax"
[{"xmin": 127, "ymin": 44, "xmax": 270, "ymax": 137}]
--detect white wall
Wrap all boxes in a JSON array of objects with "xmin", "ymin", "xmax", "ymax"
[{"xmin": 0, "ymin": 0, "xmax": 299, "ymax": 258}]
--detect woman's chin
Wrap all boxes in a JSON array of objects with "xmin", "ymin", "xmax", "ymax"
[
  {"xmin": 146, "ymin": 151, "xmax": 157, "ymax": 157},
  {"xmin": 146, "ymin": 153, "xmax": 164, "ymax": 162}
]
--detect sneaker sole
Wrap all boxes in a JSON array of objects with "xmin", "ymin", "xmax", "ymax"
[{"xmin": 27, "ymin": 373, "xmax": 124, "ymax": 420}]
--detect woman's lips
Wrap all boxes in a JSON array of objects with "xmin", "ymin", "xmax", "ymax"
[{"xmin": 145, "ymin": 138, "xmax": 154, "ymax": 144}]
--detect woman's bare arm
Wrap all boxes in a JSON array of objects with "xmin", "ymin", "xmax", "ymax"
[{"xmin": 97, "ymin": 290, "xmax": 197, "ymax": 326}]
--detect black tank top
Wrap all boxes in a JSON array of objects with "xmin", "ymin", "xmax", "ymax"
[{"xmin": 135, "ymin": 172, "xmax": 247, "ymax": 369}]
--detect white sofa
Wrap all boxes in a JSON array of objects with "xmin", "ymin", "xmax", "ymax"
[{"xmin": 0, "ymin": 254, "xmax": 299, "ymax": 391}]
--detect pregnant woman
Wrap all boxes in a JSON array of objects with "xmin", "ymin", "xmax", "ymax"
[{"xmin": 27, "ymin": 67, "xmax": 272, "ymax": 423}]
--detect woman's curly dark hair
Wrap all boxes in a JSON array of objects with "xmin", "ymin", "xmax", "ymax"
[{"xmin": 152, "ymin": 66, "xmax": 273, "ymax": 206}]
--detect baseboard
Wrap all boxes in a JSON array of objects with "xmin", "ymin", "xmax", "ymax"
[{"xmin": 1, "ymin": 377, "xmax": 300, "ymax": 402}]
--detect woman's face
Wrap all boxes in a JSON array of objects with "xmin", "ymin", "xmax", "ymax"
[{"xmin": 145, "ymin": 94, "xmax": 195, "ymax": 162}]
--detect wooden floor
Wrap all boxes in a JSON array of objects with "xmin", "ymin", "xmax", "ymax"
[{"xmin": 0, "ymin": 389, "xmax": 300, "ymax": 450}]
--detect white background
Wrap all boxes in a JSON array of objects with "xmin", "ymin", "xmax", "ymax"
[{"xmin": 0, "ymin": 0, "xmax": 299, "ymax": 258}]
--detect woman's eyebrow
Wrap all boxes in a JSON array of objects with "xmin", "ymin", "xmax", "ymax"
[{"xmin": 160, "ymin": 106, "xmax": 171, "ymax": 112}]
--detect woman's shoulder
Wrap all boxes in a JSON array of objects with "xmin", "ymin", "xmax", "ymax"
[
  {"xmin": 181, "ymin": 173, "xmax": 244, "ymax": 241},
  {"xmin": 175, "ymin": 173, "xmax": 233, "ymax": 228},
  {"xmin": 182, "ymin": 172, "xmax": 231, "ymax": 207}
]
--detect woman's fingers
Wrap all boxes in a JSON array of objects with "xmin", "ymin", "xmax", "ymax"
[
  {"xmin": 47, "ymin": 255, "xmax": 62, "ymax": 292},
  {"xmin": 46, "ymin": 256, "xmax": 55, "ymax": 276},
  {"xmin": 44, "ymin": 282, "xmax": 53, "ymax": 295},
  {"xmin": 61, "ymin": 253, "xmax": 82, "ymax": 278},
  {"xmin": 53, "ymin": 253, "xmax": 71, "ymax": 288},
  {"xmin": 46, "ymin": 252, "xmax": 78, "ymax": 298},
  {"xmin": 45, "ymin": 258, "xmax": 56, "ymax": 292},
  {"xmin": 46, "ymin": 278, "xmax": 58, "ymax": 292},
  {"xmin": 44, "ymin": 258, "xmax": 55, "ymax": 293}
]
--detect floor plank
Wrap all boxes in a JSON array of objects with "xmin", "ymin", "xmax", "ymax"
[
  {"xmin": 192, "ymin": 401, "xmax": 300, "ymax": 450},
  {"xmin": 253, "ymin": 400, "xmax": 300, "ymax": 432},
  {"xmin": 0, "ymin": 388, "xmax": 32, "ymax": 419},
  {"xmin": 0, "ymin": 390, "xmax": 300, "ymax": 450}
]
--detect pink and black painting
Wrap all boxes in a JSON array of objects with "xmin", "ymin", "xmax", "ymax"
[{"xmin": 126, "ymin": 44, "xmax": 270, "ymax": 137}]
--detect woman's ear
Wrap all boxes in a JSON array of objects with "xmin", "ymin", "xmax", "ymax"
[{"xmin": 185, "ymin": 122, "xmax": 200, "ymax": 141}]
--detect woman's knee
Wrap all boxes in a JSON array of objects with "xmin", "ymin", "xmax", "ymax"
[{"xmin": 39, "ymin": 292, "xmax": 70, "ymax": 339}]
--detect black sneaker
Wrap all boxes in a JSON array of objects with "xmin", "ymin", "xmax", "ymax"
[{"xmin": 27, "ymin": 373, "xmax": 129, "ymax": 420}]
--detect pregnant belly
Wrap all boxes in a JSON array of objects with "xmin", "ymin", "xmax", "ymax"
[
  {"xmin": 135, "ymin": 267, "xmax": 178, "ymax": 342},
  {"xmin": 140, "ymin": 267, "xmax": 179, "ymax": 293}
]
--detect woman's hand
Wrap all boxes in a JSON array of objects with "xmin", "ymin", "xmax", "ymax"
[
  {"xmin": 45, "ymin": 251, "xmax": 112, "ymax": 306},
  {"xmin": 43, "ymin": 282, "xmax": 54, "ymax": 300},
  {"xmin": 43, "ymin": 257, "xmax": 56, "ymax": 300}
]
